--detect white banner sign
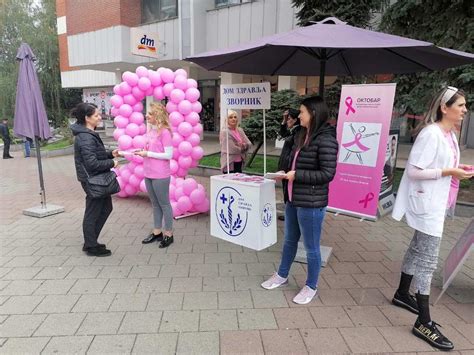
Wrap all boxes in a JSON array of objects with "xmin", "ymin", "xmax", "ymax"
[
  {"xmin": 220, "ymin": 82, "xmax": 271, "ymax": 109},
  {"xmin": 130, "ymin": 28, "xmax": 159, "ymax": 59}
]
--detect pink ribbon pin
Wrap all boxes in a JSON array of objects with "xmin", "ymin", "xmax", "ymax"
[
  {"xmin": 358, "ymin": 192, "xmax": 374, "ymax": 208},
  {"xmin": 345, "ymin": 96, "xmax": 356, "ymax": 115}
]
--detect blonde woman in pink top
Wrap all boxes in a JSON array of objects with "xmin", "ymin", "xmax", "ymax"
[
  {"xmin": 220, "ymin": 110, "xmax": 252, "ymax": 173},
  {"xmin": 135, "ymin": 103, "xmax": 174, "ymax": 248}
]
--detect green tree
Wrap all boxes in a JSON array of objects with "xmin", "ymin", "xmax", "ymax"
[
  {"xmin": 292, "ymin": 0, "xmax": 388, "ymax": 27},
  {"xmin": 241, "ymin": 89, "xmax": 304, "ymax": 167},
  {"xmin": 379, "ymin": 0, "xmax": 473, "ymax": 114}
]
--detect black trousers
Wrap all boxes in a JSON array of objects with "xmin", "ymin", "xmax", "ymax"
[
  {"xmin": 81, "ymin": 182, "xmax": 113, "ymax": 248},
  {"xmin": 222, "ymin": 161, "xmax": 243, "ymax": 174},
  {"xmin": 3, "ymin": 138, "xmax": 11, "ymax": 158}
]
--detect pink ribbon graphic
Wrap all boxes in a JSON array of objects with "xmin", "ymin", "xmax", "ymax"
[
  {"xmin": 342, "ymin": 133, "xmax": 370, "ymax": 152},
  {"xmin": 358, "ymin": 192, "xmax": 374, "ymax": 208},
  {"xmin": 345, "ymin": 96, "xmax": 356, "ymax": 115}
]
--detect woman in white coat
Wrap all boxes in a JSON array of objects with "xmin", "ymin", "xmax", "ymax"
[{"xmin": 391, "ymin": 87, "xmax": 472, "ymax": 351}]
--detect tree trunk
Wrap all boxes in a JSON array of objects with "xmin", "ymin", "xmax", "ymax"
[{"xmin": 246, "ymin": 140, "xmax": 263, "ymax": 168}]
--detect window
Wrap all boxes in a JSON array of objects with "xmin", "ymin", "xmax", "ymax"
[
  {"xmin": 215, "ymin": 0, "xmax": 251, "ymax": 8},
  {"xmin": 142, "ymin": 0, "xmax": 178, "ymax": 23}
]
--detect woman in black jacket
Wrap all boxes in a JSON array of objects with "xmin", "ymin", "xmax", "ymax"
[
  {"xmin": 262, "ymin": 96, "xmax": 338, "ymax": 305},
  {"xmin": 71, "ymin": 103, "xmax": 119, "ymax": 257}
]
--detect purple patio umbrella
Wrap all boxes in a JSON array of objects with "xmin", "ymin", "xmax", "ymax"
[
  {"xmin": 185, "ymin": 18, "xmax": 474, "ymax": 96},
  {"xmin": 14, "ymin": 43, "xmax": 53, "ymax": 209}
]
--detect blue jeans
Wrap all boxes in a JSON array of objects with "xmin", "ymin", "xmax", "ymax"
[
  {"xmin": 277, "ymin": 202, "xmax": 326, "ymax": 289},
  {"xmin": 24, "ymin": 140, "xmax": 31, "ymax": 157}
]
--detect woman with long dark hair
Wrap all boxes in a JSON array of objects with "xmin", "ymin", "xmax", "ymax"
[
  {"xmin": 71, "ymin": 103, "xmax": 119, "ymax": 257},
  {"xmin": 262, "ymin": 96, "xmax": 338, "ymax": 305},
  {"xmin": 391, "ymin": 87, "xmax": 472, "ymax": 350}
]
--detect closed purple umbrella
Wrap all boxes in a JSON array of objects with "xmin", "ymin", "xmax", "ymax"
[
  {"xmin": 14, "ymin": 43, "xmax": 54, "ymax": 212},
  {"xmin": 185, "ymin": 18, "xmax": 474, "ymax": 96}
]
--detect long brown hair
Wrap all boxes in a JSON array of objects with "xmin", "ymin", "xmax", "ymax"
[{"xmin": 296, "ymin": 96, "xmax": 329, "ymax": 150}]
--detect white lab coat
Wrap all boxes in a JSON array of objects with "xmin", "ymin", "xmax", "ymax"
[{"xmin": 392, "ymin": 124, "xmax": 459, "ymax": 237}]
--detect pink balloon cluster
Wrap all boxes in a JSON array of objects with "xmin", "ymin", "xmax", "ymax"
[{"xmin": 110, "ymin": 66, "xmax": 209, "ymax": 217}]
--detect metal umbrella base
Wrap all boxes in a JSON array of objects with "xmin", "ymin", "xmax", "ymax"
[{"xmin": 23, "ymin": 204, "xmax": 65, "ymax": 218}]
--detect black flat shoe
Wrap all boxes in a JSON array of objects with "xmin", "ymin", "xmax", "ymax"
[
  {"xmin": 82, "ymin": 243, "xmax": 106, "ymax": 252},
  {"xmin": 142, "ymin": 232, "xmax": 163, "ymax": 244},
  {"xmin": 159, "ymin": 235, "xmax": 174, "ymax": 248},
  {"xmin": 392, "ymin": 290, "xmax": 419, "ymax": 314},
  {"xmin": 412, "ymin": 318, "xmax": 454, "ymax": 351},
  {"xmin": 86, "ymin": 247, "xmax": 112, "ymax": 257}
]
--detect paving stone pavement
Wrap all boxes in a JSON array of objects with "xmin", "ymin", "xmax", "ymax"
[{"xmin": 0, "ymin": 153, "xmax": 473, "ymax": 354}]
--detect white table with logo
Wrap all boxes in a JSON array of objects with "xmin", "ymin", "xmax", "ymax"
[{"xmin": 210, "ymin": 174, "xmax": 277, "ymax": 251}]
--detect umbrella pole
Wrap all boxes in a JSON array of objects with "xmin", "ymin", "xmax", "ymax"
[
  {"xmin": 263, "ymin": 109, "xmax": 266, "ymax": 175},
  {"xmin": 319, "ymin": 49, "xmax": 327, "ymax": 98},
  {"xmin": 35, "ymin": 137, "xmax": 47, "ymax": 209}
]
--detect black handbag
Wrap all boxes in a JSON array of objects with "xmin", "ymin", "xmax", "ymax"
[{"xmin": 82, "ymin": 164, "xmax": 120, "ymax": 199}]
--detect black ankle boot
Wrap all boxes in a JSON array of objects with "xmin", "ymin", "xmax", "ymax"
[{"xmin": 159, "ymin": 235, "xmax": 174, "ymax": 248}]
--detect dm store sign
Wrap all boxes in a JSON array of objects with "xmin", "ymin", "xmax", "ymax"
[{"xmin": 130, "ymin": 28, "xmax": 159, "ymax": 59}]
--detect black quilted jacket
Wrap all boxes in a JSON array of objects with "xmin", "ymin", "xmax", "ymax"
[
  {"xmin": 71, "ymin": 123, "xmax": 114, "ymax": 182},
  {"xmin": 281, "ymin": 123, "xmax": 338, "ymax": 208}
]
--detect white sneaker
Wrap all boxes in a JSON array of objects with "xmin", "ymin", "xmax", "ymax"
[
  {"xmin": 293, "ymin": 286, "xmax": 317, "ymax": 305},
  {"xmin": 261, "ymin": 273, "xmax": 288, "ymax": 290}
]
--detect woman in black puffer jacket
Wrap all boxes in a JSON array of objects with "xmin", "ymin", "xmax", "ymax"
[
  {"xmin": 70, "ymin": 103, "xmax": 119, "ymax": 257},
  {"xmin": 262, "ymin": 96, "xmax": 338, "ymax": 305}
]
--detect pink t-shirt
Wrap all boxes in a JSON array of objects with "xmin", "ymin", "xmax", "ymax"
[
  {"xmin": 230, "ymin": 129, "xmax": 243, "ymax": 163},
  {"xmin": 288, "ymin": 135, "xmax": 308, "ymax": 202},
  {"xmin": 444, "ymin": 131, "xmax": 459, "ymax": 208},
  {"xmin": 143, "ymin": 128, "xmax": 172, "ymax": 179}
]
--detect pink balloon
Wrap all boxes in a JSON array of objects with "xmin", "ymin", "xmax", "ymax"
[
  {"xmin": 132, "ymin": 86, "xmax": 145, "ymax": 100},
  {"xmin": 170, "ymin": 89, "xmax": 185, "ymax": 104},
  {"xmin": 178, "ymin": 155, "xmax": 192, "ymax": 169},
  {"xmin": 123, "ymin": 94, "xmax": 137, "ymax": 106},
  {"xmin": 134, "ymin": 164, "xmax": 144, "ymax": 178},
  {"xmin": 133, "ymin": 102, "xmax": 144, "ymax": 112},
  {"xmin": 182, "ymin": 178, "xmax": 198, "ymax": 195},
  {"xmin": 116, "ymin": 176, "xmax": 124, "ymax": 189},
  {"xmin": 178, "ymin": 122, "xmax": 193, "ymax": 137},
  {"xmin": 153, "ymin": 86, "xmax": 165, "ymax": 100},
  {"xmin": 135, "ymin": 66, "xmax": 149, "ymax": 78},
  {"xmin": 124, "ymin": 184, "xmax": 138, "ymax": 196},
  {"xmin": 166, "ymin": 101, "xmax": 178, "ymax": 114},
  {"xmin": 113, "ymin": 84, "xmax": 121, "ymax": 95},
  {"xmin": 110, "ymin": 95, "xmax": 123, "ymax": 108},
  {"xmin": 111, "ymin": 107, "xmax": 120, "ymax": 117},
  {"xmin": 118, "ymin": 135, "xmax": 133, "ymax": 150},
  {"xmin": 190, "ymin": 189, "xmax": 205, "ymax": 205},
  {"xmin": 178, "ymin": 100, "xmax": 192, "ymax": 115},
  {"xmin": 170, "ymin": 175, "xmax": 176, "ymax": 185},
  {"xmin": 125, "ymin": 123, "xmax": 140, "ymax": 137},
  {"xmin": 175, "ymin": 178, "xmax": 184, "ymax": 187},
  {"xmin": 122, "ymin": 71, "xmax": 139, "ymax": 86},
  {"xmin": 138, "ymin": 124, "xmax": 146, "ymax": 135},
  {"xmin": 118, "ymin": 189, "xmax": 128, "ymax": 197},
  {"xmin": 172, "ymin": 132, "xmax": 184, "ymax": 147},
  {"xmin": 174, "ymin": 69, "xmax": 188, "ymax": 78},
  {"xmin": 138, "ymin": 77, "xmax": 151, "ymax": 91},
  {"xmin": 185, "ymin": 88, "xmax": 200, "ymax": 102},
  {"xmin": 197, "ymin": 183, "xmax": 205, "ymax": 192},
  {"xmin": 171, "ymin": 201, "xmax": 182, "ymax": 217},
  {"xmin": 161, "ymin": 68, "xmax": 175, "ymax": 83},
  {"xmin": 175, "ymin": 186, "xmax": 184, "ymax": 200},
  {"xmin": 187, "ymin": 133, "xmax": 201, "ymax": 147},
  {"xmin": 120, "ymin": 167, "xmax": 132, "ymax": 182},
  {"xmin": 129, "ymin": 174, "xmax": 141, "ymax": 188},
  {"xmin": 129, "ymin": 112, "xmax": 144, "ymax": 125},
  {"xmin": 119, "ymin": 82, "xmax": 132, "ymax": 95},
  {"xmin": 170, "ymin": 159, "xmax": 178, "ymax": 174},
  {"xmin": 192, "ymin": 101, "xmax": 202, "ymax": 113},
  {"xmin": 177, "ymin": 196, "xmax": 192, "ymax": 212},
  {"xmin": 169, "ymin": 112, "xmax": 184, "ymax": 127},
  {"xmin": 191, "ymin": 146, "xmax": 204, "ymax": 160},
  {"xmin": 178, "ymin": 141, "xmax": 193, "ymax": 156},
  {"xmin": 113, "ymin": 128, "xmax": 125, "ymax": 140},
  {"xmin": 185, "ymin": 112, "xmax": 200, "ymax": 126},
  {"xmin": 163, "ymin": 83, "xmax": 174, "ymax": 97},
  {"xmin": 195, "ymin": 198, "xmax": 210, "ymax": 213},
  {"xmin": 119, "ymin": 104, "xmax": 133, "ymax": 117},
  {"xmin": 172, "ymin": 148, "xmax": 180, "ymax": 160},
  {"xmin": 132, "ymin": 135, "xmax": 146, "ymax": 149},
  {"xmin": 190, "ymin": 159, "xmax": 199, "ymax": 168},
  {"xmin": 114, "ymin": 115, "xmax": 128, "ymax": 129},
  {"xmin": 128, "ymin": 161, "xmax": 138, "ymax": 171},
  {"xmin": 133, "ymin": 155, "xmax": 144, "ymax": 164},
  {"xmin": 187, "ymin": 78, "xmax": 198, "ymax": 89},
  {"xmin": 145, "ymin": 86, "xmax": 154, "ymax": 96},
  {"xmin": 149, "ymin": 71, "xmax": 162, "ymax": 86},
  {"xmin": 193, "ymin": 123, "xmax": 203, "ymax": 135},
  {"xmin": 169, "ymin": 184, "xmax": 176, "ymax": 200},
  {"xmin": 174, "ymin": 75, "xmax": 188, "ymax": 90},
  {"xmin": 139, "ymin": 179, "xmax": 147, "ymax": 193}
]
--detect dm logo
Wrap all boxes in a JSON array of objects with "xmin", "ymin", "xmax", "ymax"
[
  {"xmin": 261, "ymin": 203, "xmax": 273, "ymax": 227},
  {"xmin": 215, "ymin": 186, "xmax": 248, "ymax": 237},
  {"xmin": 137, "ymin": 35, "xmax": 157, "ymax": 53}
]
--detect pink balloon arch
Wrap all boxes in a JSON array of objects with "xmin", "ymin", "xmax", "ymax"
[{"xmin": 110, "ymin": 66, "xmax": 209, "ymax": 217}]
